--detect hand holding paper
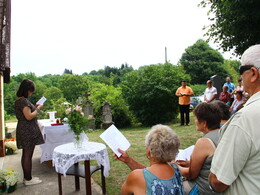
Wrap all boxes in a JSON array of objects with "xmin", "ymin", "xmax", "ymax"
[
  {"xmin": 100, "ymin": 124, "xmax": 131, "ymax": 157},
  {"xmin": 36, "ymin": 96, "xmax": 47, "ymax": 105}
]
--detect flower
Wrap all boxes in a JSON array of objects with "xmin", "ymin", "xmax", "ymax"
[
  {"xmin": 0, "ymin": 168, "xmax": 19, "ymax": 186},
  {"xmin": 62, "ymin": 105, "xmax": 88, "ymax": 136},
  {"xmin": 4, "ymin": 138, "xmax": 18, "ymax": 153}
]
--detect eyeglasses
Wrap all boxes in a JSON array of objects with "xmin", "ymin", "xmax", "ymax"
[{"xmin": 239, "ymin": 65, "xmax": 260, "ymax": 75}]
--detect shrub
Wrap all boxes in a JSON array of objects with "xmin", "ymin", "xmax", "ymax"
[
  {"xmin": 89, "ymin": 83, "xmax": 133, "ymax": 128},
  {"xmin": 121, "ymin": 63, "xmax": 190, "ymax": 126}
]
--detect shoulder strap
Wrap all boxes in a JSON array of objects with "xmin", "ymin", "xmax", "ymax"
[{"xmin": 206, "ymin": 138, "xmax": 216, "ymax": 150}]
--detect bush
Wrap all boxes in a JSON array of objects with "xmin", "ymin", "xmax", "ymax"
[
  {"xmin": 121, "ymin": 63, "xmax": 190, "ymax": 126},
  {"xmin": 189, "ymin": 84, "xmax": 206, "ymax": 96},
  {"xmin": 89, "ymin": 83, "xmax": 133, "ymax": 128}
]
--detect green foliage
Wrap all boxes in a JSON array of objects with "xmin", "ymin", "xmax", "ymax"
[
  {"xmin": 89, "ymin": 82, "xmax": 133, "ymax": 128},
  {"xmin": 48, "ymin": 97, "xmax": 68, "ymax": 118},
  {"xmin": 62, "ymin": 105, "xmax": 88, "ymax": 135},
  {"xmin": 43, "ymin": 87, "xmax": 64, "ymax": 111},
  {"xmin": 88, "ymin": 64, "xmax": 134, "ymax": 86},
  {"xmin": 63, "ymin": 69, "xmax": 73, "ymax": 74},
  {"xmin": 38, "ymin": 74, "xmax": 61, "ymax": 88},
  {"xmin": 58, "ymin": 74, "xmax": 89, "ymax": 103},
  {"xmin": 189, "ymin": 84, "xmax": 206, "ymax": 96},
  {"xmin": 12, "ymin": 72, "xmax": 37, "ymax": 84},
  {"xmin": 180, "ymin": 39, "xmax": 228, "ymax": 84},
  {"xmin": 121, "ymin": 63, "xmax": 189, "ymax": 126},
  {"xmin": 29, "ymin": 81, "xmax": 47, "ymax": 104},
  {"xmin": 4, "ymin": 79, "xmax": 18, "ymax": 115},
  {"xmin": 222, "ymin": 60, "xmax": 241, "ymax": 84},
  {"xmin": 200, "ymin": 0, "xmax": 260, "ymax": 55},
  {"xmin": 4, "ymin": 110, "xmax": 11, "ymax": 120}
]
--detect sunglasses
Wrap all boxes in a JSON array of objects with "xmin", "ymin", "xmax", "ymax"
[{"xmin": 239, "ymin": 65, "xmax": 258, "ymax": 75}]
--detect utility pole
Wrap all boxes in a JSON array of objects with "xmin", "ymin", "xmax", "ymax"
[{"xmin": 165, "ymin": 46, "xmax": 168, "ymax": 63}]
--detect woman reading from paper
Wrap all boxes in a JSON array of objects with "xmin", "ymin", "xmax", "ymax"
[
  {"xmin": 115, "ymin": 125, "xmax": 184, "ymax": 195},
  {"xmin": 177, "ymin": 103, "xmax": 221, "ymax": 195},
  {"xmin": 15, "ymin": 79, "xmax": 44, "ymax": 186}
]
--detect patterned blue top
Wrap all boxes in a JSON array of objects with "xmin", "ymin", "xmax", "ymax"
[{"xmin": 142, "ymin": 163, "xmax": 184, "ymax": 195}]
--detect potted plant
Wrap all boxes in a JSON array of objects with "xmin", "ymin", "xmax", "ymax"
[
  {"xmin": 0, "ymin": 168, "xmax": 19, "ymax": 193},
  {"xmin": 4, "ymin": 138, "xmax": 18, "ymax": 155}
]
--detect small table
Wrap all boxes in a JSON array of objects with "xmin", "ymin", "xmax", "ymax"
[
  {"xmin": 38, "ymin": 119, "xmax": 74, "ymax": 163},
  {"xmin": 52, "ymin": 142, "xmax": 110, "ymax": 195}
]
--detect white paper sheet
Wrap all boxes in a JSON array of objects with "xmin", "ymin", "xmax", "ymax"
[
  {"xmin": 99, "ymin": 124, "xmax": 131, "ymax": 157},
  {"xmin": 175, "ymin": 145, "xmax": 194, "ymax": 161},
  {"xmin": 36, "ymin": 96, "xmax": 47, "ymax": 105}
]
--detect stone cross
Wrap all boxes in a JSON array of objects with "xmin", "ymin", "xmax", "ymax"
[{"xmin": 102, "ymin": 102, "xmax": 114, "ymax": 129}]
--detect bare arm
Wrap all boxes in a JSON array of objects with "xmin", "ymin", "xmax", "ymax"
[
  {"xmin": 178, "ymin": 138, "xmax": 214, "ymax": 179},
  {"xmin": 175, "ymin": 89, "xmax": 182, "ymax": 97},
  {"xmin": 208, "ymin": 172, "xmax": 229, "ymax": 192},
  {"xmin": 121, "ymin": 170, "xmax": 145, "ymax": 195},
  {"xmin": 22, "ymin": 104, "xmax": 43, "ymax": 121},
  {"xmin": 114, "ymin": 149, "xmax": 146, "ymax": 170}
]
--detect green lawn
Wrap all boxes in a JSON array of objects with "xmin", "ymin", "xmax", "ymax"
[
  {"xmin": 88, "ymin": 113, "xmax": 202, "ymax": 195},
  {"xmin": 6, "ymin": 113, "xmax": 202, "ymax": 194}
]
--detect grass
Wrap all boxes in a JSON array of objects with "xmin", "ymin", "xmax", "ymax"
[
  {"xmin": 88, "ymin": 113, "xmax": 202, "ymax": 195},
  {"xmin": 6, "ymin": 113, "xmax": 202, "ymax": 194}
]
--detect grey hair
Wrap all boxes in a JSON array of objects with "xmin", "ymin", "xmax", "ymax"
[
  {"xmin": 145, "ymin": 124, "xmax": 180, "ymax": 163},
  {"xmin": 241, "ymin": 44, "xmax": 260, "ymax": 68}
]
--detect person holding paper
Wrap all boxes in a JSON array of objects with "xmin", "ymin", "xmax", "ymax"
[
  {"xmin": 15, "ymin": 79, "xmax": 44, "ymax": 186},
  {"xmin": 120, "ymin": 125, "xmax": 184, "ymax": 195},
  {"xmin": 177, "ymin": 102, "xmax": 221, "ymax": 195}
]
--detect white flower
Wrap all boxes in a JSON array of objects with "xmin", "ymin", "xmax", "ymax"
[
  {"xmin": 5, "ymin": 141, "xmax": 18, "ymax": 151},
  {"xmin": 0, "ymin": 169, "xmax": 19, "ymax": 186}
]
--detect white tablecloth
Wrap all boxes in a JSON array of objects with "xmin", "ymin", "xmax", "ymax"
[
  {"xmin": 39, "ymin": 119, "xmax": 74, "ymax": 163},
  {"xmin": 52, "ymin": 142, "xmax": 110, "ymax": 177}
]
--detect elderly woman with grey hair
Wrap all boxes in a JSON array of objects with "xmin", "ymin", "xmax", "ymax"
[{"xmin": 116, "ymin": 125, "xmax": 184, "ymax": 195}]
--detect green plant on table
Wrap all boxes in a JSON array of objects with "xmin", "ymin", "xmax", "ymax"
[{"xmin": 62, "ymin": 105, "xmax": 88, "ymax": 140}]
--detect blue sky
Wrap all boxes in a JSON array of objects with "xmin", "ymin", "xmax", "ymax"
[{"xmin": 11, "ymin": 0, "xmax": 236, "ymax": 76}]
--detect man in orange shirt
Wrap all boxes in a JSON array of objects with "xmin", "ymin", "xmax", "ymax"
[{"xmin": 175, "ymin": 80, "xmax": 194, "ymax": 126}]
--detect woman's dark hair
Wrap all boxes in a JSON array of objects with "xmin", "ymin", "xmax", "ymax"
[
  {"xmin": 16, "ymin": 79, "xmax": 35, "ymax": 98},
  {"xmin": 211, "ymin": 100, "xmax": 231, "ymax": 120},
  {"xmin": 193, "ymin": 102, "xmax": 221, "ymax": 130},
  {"xmin": 236, "ymin": 91, "xmax": 243, "ymax": 97}
]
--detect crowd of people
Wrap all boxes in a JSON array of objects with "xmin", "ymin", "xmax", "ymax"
[
  {"xmin": 116, "ymin": 44, "xmax": 260, "ymax": 194},
  {"xmin": 14, "ymin": 45, "xmax": 260, "ymax": 194}
]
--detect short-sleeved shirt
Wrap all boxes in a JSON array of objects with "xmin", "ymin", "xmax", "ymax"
[
  {"xmin": 223, "ymin": 82, "xmax": 235, "ymax": 93},
  {"xmin": 15, "ymin": 97, "xmax": 44, "ymax": 149},
  {"xmin": 211, "ymin": 91, "xmax": 260, "ymax": 194},
  {"xmin": 204, "ymin": 87, "xmax": 217, "ymax": 101},
  {"xmin": 143, "ymin": 163, "xmax": 184, "ymax": 195},
  {"xmin": 176, "ymin": 86, "xmax": 193, "ymax": 105}
]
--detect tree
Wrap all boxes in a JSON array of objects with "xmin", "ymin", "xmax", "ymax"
[
  {"xmin": 179, "ymin": 39, "xmax": 228, "ymax": 84},
  {"xmin": 121, "ymin": 63, "xmax": 189, "ymax": 126},
  {"xmin": 38, "ymin": 74, "xmax": 61, "ymax": 88},
  {"xmin": 200, "ymin": 0, "xmax": 260, "ymax": 55},
  {"xmin": 4, "ymin": 79, "xmax": 18, "ymax": 115},
  {"xmin": 58, "ymin": 74, "xmax": 89, "ymax": 103},
  {"xmin": 43, "ymin": 87, "xmax": 64, "ymax": 111},
  {"xmin": 63, "ymin": 69, "xmax": 73, "ymax": 74},
  {"xmin": 88, "ymin": 82, "xmax": 133, "ymax": 128},
  {"xmin": 222, "ymin": 59, "xmax": 241, "ymax": 84}
]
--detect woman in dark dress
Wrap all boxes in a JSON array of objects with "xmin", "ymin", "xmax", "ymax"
[{"xmin": 15, "ymin": 79, "xmax": 44, "ymax": 186}]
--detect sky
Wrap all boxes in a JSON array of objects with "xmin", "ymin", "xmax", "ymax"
[{"xmin": 10, "ymin": 0, "xmax": 236, "ymax": 77}]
